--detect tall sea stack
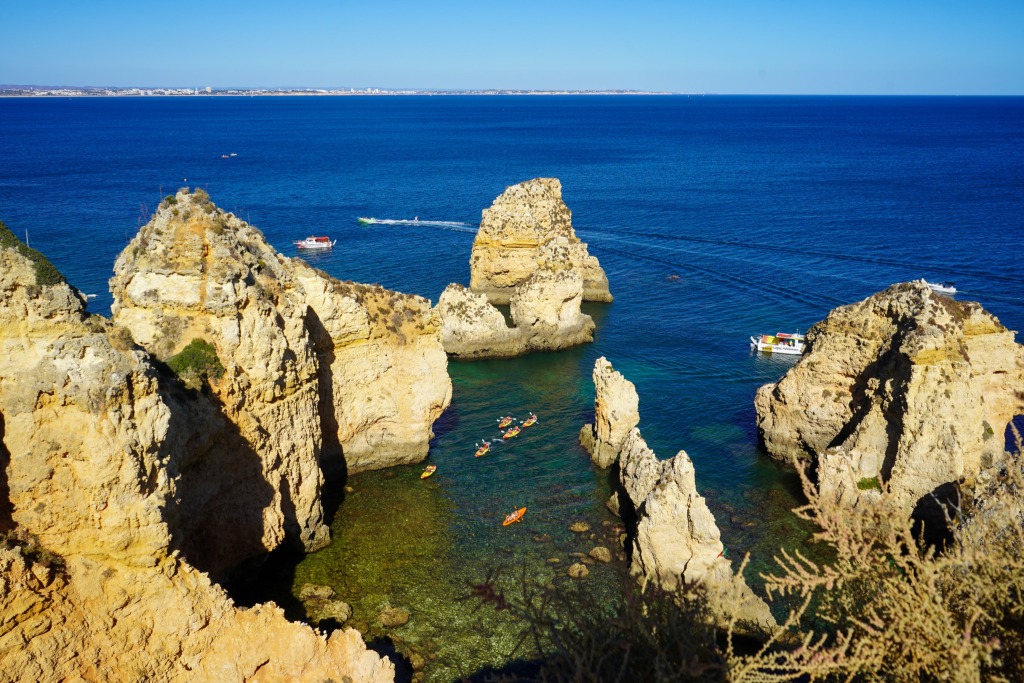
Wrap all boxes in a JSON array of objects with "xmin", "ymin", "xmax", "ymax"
[{"xmin": 469, "ymin": 178, "xmax": 612, "ymax": 304}]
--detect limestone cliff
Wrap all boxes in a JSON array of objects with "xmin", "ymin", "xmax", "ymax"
[
  {"xmin": 292, "ymin": 269, "xmax": 452, "ymax": 472},
  {"xmin": 754, "ymin": 281, "xmax": 1024, "ymax": 517},
  {"xmin": 436, "ymin": 284, "xmax": 524, "ymax": 358},
  {"xmin": 436, "ymin": 266, "xmax": 594, "ymax": 359},
  {"xmin": 579, "ymin": 357, "xmax": 773, "ymax": 630},
  {"xmin": 110, "ymin": 189, "xmax": 451, "ymax": 485},
  {"xmin": 0, "ymin": 240, "xmax": 392, "ymax": 682},
  {"xmin": 469, "ymin": 178, "xmax": 611, "ymax": 303},
  {"xmin": 618, "ymin": 429, "xmax": 774, "ymax": 630},
  {"xmin": 579, "ymin": 357, "xmax": 640, "ymax": 467}
]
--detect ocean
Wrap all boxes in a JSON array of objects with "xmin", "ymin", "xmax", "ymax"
[{"xmin": 2, "ymin": 95, "xmax": 1023, "ymax": 680}]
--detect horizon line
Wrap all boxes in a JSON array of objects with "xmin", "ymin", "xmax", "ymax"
[{"xmin": 2, "ymin": 85, "xmax": 1024, "ymax": 98}]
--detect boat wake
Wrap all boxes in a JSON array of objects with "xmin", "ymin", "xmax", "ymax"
[{"xmin": 358, "ymin": 217, "xmax": 475, "ymax": 232}]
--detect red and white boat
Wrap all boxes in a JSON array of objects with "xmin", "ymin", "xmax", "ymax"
[{"xmin": 294, "ymin": 236, "xmax": 336, "ymax": 250}]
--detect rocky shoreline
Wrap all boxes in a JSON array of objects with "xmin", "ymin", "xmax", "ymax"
[
  {"xmin": 0, "ymin": 191, "xmax": 456, "ymax": 681},
  {"xmin": 2, "ymin": 183, "xmax": 1023, "ymax": 680}
]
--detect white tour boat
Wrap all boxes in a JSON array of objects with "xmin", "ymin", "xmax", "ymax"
[
  {"xmin": 750, "ymin": 332, "xmax": 806, "ymax": 355},
  {"xmin": 294, "ymin": 236, "xmax": 336, "ymax": 250},
  {"xmin": 923, "ymin": 280, "xmax": 956, "ymax": 295}
]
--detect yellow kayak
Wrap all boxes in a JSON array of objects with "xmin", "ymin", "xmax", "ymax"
[{"xmin": 421, "ymin": 464, "xmax": 437, "ymax": 479}]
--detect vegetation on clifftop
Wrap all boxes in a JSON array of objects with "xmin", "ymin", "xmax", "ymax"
[
  {"xmin": 0, "ymin": 220, "xmax": 66, "ymax": 286},
  {"xmin": 166, "ymin": 338, "xmax": 225, "ymax": 389}
]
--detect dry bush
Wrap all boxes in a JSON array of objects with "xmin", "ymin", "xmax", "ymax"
[
  {"xmin": 728, "ymin": 427, "xmax": 1024, "ymax": 683},
  {"xmin": 471, "ymin": 567, "xmax": 728, "ymax": 683}
]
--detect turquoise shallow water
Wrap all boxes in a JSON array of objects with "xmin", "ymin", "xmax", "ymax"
[{"xmin": 2, "ymin": 95, "xmax": 1023, "ymax": 680}]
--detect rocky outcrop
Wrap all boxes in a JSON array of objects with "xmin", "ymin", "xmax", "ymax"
[
  {"xmin": 0, "ymin": 238, "xmax": 392, "ymax": 682},
  {"xmin": 509, "ymin": 259, "xmax": 594, "ymax": 346},
  {"xmin": 618, "ymin": 429, "xmax": 774, "ymax": 630},
  {"xmin": 110, "ymin": 188, "xmax": 451, "ymax": 487},
  {"xmin": 436, "ymin": 267, "xmax": 594, "ymax": 359},
  {"xmin": 292, "ymin": 271, "xmax": 451, "ymax": 473},
  {"xmin": 579, "ymin": 357, "xmax": 773, "ymax": 630},
  {"xmin": 579, "ymin": 357, "xmax": 640, "ymax": 467},
  {"xmin": 754, "ymin": 281, "xmax": 1024, "ymax": 517},
  {"xmin": 436, "ymin": 284, "xmax": 524, "ymax": 358},
  {"xmin": 0, "ymin": 548, "xmax": 390, "ymax": 683},
  {"xmin": 469, "ymin": 178, "xmax": 611, "ymax": 304}
]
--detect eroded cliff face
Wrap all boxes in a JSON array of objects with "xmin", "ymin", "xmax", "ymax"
[
  {"xmin": 0, "ymin": 241, "xmax": 393, "ymax": 682},
  {"xmin": 579, "ymin": 358, "xmax": 774, "ymax": 631},
  {"xmin": 436, "ymin": 284, "xmax": 524, "ymax": 358},
  {"xmin": 292, "ymin": 270, "xmax": 452, "ymax": 472},
  {"xmin": 754, "ymin": 281, "xmax": 1024, "ymax": 517},
  {"xmin": 579, "ymin": 357, "xmax": 640, "ymax": 468},
  {"xmin": 109, "ymin": 190, "xmax": 330, "ymax": 573},
  {"xmin": 110, "ymin": 189, "xmax": 451, "ymax": 487},
  {"xmin": 0, "ymin": 548, "xmax": 391, "ymax": 683},
  {"xmin": 617, "ymin": 430, "xmax": 774, "ymax": 630},
  {"xmin": 469, "ymin": 178, "xmax": 611, "ymax": 304},
  {"xmin": 436, "ymin": 263, "xmax": 594, "ymax": 359}
]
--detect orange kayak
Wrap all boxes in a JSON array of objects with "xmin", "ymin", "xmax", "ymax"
[
  {"xmin": 475, "ymin": 443, "xmax": 490, "ymax": 458},
  {"xmin": 503, "ymin": 426, "xmax": 520, "ymax": 440},
  {"xmin": 522, "ymin": 415, "xmax": 537, "ymax": 428},
  {"xmin": 502, "ymin": 507, "xmax": 527, "ymax": 526},
  {"xmin": 497, "ymin": 416, "xmax": 514, "ymax": 429},
  {"xmin": 420, "ymin": 465, "xmax": 437, "ymax": 479}
]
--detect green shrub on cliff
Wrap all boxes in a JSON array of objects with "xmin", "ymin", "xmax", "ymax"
[
  {"xmin": 166, "ymin": 338, "xmax": 225, "ymax": 389},
  {"xmin": 0, "ymin": 220, "xmax": 66, "ymax": 287}
]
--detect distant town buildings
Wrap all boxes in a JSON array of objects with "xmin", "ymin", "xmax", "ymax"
[{"xmin": 0, "ymin": 85, "xmax": 669, "ymax": 97}]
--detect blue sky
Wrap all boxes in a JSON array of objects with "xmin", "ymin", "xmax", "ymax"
[{"xmin": 2, "ymin": 0, "xmax": 1022, "ymax": 94}]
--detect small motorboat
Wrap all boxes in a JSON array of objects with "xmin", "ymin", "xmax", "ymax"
[
  {"xmin": 420, "ymin": 464, "xmax": 437, "ymax": 479},
  {"xmin": 294, "ymin": 236, "xmax": 336, "ymax": 250},
  {"xmin": 502, "ymin": 507, "xmax": 527, "ymax": 526},
  {"xmin": 503, "ymin": 425, "xmax": 521, "ymax": 440},
  {"xmin": 924, "ymin": 280, "xmax": 956, "ymax": 295},
  {"xmin": 475, "ymin": 442, "xmax": 490, "ymax": 458},
  {"xmin": 522, "ymin": 414, "xmax": 537, "ymax": 428},
  {"xmin": 497, "ymin": 416, "xmax": 514, "ymax": 429},
  {"xmin": 357, "ymin": 217, "xmax": 376, "ymax": 225},
  {"xmin": 750, "ymin": 332, "xmax": 806, "ymax": 355}
]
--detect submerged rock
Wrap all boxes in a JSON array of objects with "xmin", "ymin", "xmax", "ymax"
[
  {"xmin": 378, "ymin": 606, "xmax": 411, "ymax": 628},
  {"xmin": 568, "ymin": 563, "xmax": 590, "ymax": 579},
  {"xmin": 300, "ymin": 583, "xmax": 337, "ymax": 601},
  {"xmin": 307, "ymin": 598, "xmax": 354, "ymax": 626},
  {"xmin": 469, "ymin": 178, "xmax": 611, "ymax": 304},
  {"xmin": 754, "ymin": 281, "xmax": 1024, "ymax": 518},
  {"xmin": 579, "ymin": 357, "xmax": 641, "ymax": 468}
]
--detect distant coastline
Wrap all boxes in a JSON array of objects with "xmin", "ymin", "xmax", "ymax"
[{"xmin": 0, "ymin": 86, "xmax": 672, "ymax": 98}]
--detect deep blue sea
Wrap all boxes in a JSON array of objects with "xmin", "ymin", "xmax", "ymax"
[{"xmin": 2, "ymin": 95, "xmax": 1023, "ymax": 679}]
